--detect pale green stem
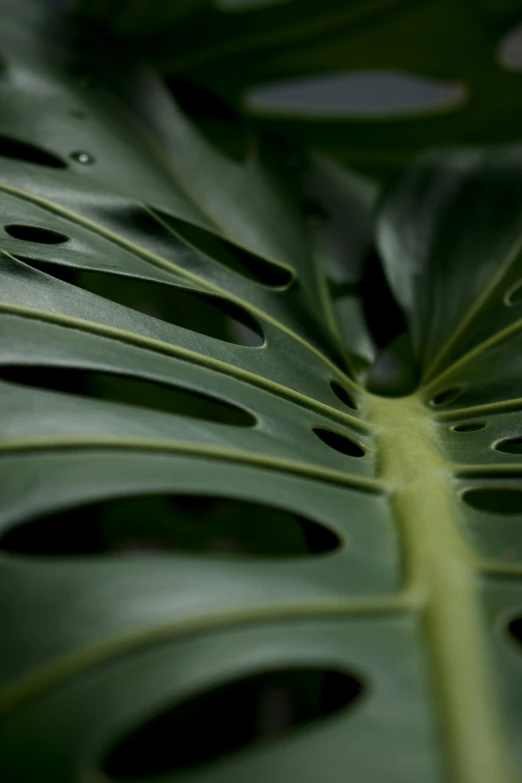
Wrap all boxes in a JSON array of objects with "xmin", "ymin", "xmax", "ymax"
[{"xmin": 369, "ymin": 393, "xmax": 516, "ymax": 783}]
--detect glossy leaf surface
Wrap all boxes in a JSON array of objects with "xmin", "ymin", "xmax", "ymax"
[{"xmin": 1, "ymin": 2, "xmax": 522, "ymax": 783}]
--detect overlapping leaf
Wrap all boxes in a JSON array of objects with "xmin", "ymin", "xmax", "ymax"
[
  {"xmin": 77, "ymin": 0, "xmax": 522, "ymax": 177},
  {"xmin": 2, "ymin": 2, "xmax": 522, "ymax": 783}
]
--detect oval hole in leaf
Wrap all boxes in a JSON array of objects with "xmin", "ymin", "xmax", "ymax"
[
  {"xmin": 462, "ymin": 488, "xmax": 522, "ymax": 514},
  {"xmin": 4, "ymin": 224, "xmax": 70, "ymax": 244},
  {"xmin": 312, "ymin": 427, "xmax": 365, "ymax": 457},
  {"xmin": 0, "ymin": 494, "xmax": 340, "ymax": 557},
  {"xmin": 245, "ymin": 71, "xmax": 466, "ymax": 118},
  {"xmin": 15, "ymin": 258, "xmax": 264, "ymax": 346},
  {"xmin": 330, "ymin": 381, "xmax": 356, "ymax": 410},
  {"xmin": 430, "ymin": 387, "xmax": 463, "ymax": 406},
  {"xmin": 498, "ymin": 24, "xmax": 522, "ymax": 71},
  {"xmin": 495, "ymin": 438, "xmax": 522, "ymax": 454},
  {"xmin": 0, "ymin": 134, "xmax": 66, "ymax": 168},
  {"xmin": 0, "ymin": 365, "xmax": 255, "ymax": 426},
  {"xmin": 507, "ymin": 616, "xmax": 522, "ymax": 645},
  {"xmin": 156, "ymin": 211, "xmax": 294, "ymax": 289},
  {"xmin": 103, "ymin": 667, "xmax": 362, "ymax": 778},
  {"xmin": 505, "ymin": 279, "xmax": 522, "ymax": 305},
  {"xmin": 452, "ymin": 422, "xmax": 486, "ymax": 433},
  {"xmin": 167, "ymin": 77, "xmax": 249, "ymax": 162}
]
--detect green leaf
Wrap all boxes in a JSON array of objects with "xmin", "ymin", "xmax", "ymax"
[
  {"xmin": 377, "ymin": 145, "xmax": 522, "ymax": 382},
  {"xmin": 2, "ymin": 2, "xmax": 522, "ymax": 783},
  {"xmin": 75, "ymin": 0, "xmax": 522, "ymax": 177}
]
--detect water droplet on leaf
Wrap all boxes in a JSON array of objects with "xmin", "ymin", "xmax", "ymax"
[{"xmin": 70, "ymin": 151, "xmax": 94, "ymax": 164}]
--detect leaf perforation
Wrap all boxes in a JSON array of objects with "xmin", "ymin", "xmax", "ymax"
[
  {"xmin": 0, "ymin": 302, "xmax": 368, "ymax": 433},
  {"xmin": 0, "ymin": 186, "xmax": 352, "ymax": 383}
]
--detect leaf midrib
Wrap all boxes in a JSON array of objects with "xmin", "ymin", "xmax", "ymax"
[{"xmin": 369, "ymin": 392, "xmax": 517, "ymax": 783}]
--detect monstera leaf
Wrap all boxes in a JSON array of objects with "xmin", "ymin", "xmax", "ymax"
[
  {"xmin": 2, "ymin": 2, "xmax": 522, "ymax": 783},
  {"xmin": 77, "ymin": 0, "xmax": 522, "ymax": 177}
]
